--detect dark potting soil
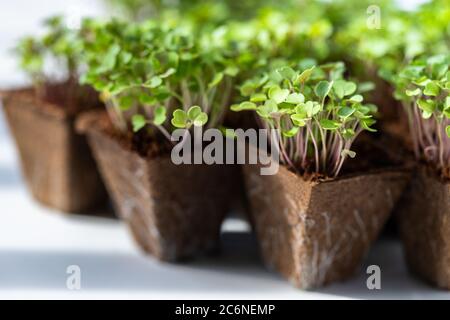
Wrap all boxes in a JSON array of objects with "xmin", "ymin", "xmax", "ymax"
[
  {"xmin": 419, "ymin": 160, "xmax": 450, "ymax": 183},
  {"xmin": 86, "ymin": 111, "xmax": 243, "ymax": 161},
  {"xmin": 281, "ymin": 131, "xmax": 413, "ymax": 183},
  {"xmin": 85, "ymin": 111, "xmax": 173, "ymax": 159},
  {"xmin": 340, "ymin": 131, "xmax": 412, "ymax": 176},
  {"xmin": 41, "ymin": 81, "xmax": 104, "ymax": 116}
]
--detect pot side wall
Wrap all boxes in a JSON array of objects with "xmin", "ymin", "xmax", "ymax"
[
  {"xmin": 1, "ymin": 90, "xmax": 106, "ymax": 212},
  {"xmin": 85, "ymin": 127, "xmax": 240, "ymax": 261},
  {"xmin": 397, "ymin": 167, "xmax": 450, "ymax": 289},
  {"xmin": 243, "ymin": 164, "xmax": 409, "ymax": 289}
]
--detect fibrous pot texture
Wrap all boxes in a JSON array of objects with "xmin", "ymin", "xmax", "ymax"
[
  {"xmin": 397, "ymin": 167, "xmax": 450, "ymax": 289},
  {"xmin": 1, "ymin": 88, "xmax": 106, "ymax": 212},
  {"xmin": 243, "ymin": 164, "xmax": 409, "ymax": 289},
  {"xmin": 79, "ymin": 112, "xmax": 241, "ymax": 261}
]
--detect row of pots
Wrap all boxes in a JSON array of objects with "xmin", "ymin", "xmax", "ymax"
[{"xmin": 1, "ymin": 87, "xmax": 449, "ymax": 289}]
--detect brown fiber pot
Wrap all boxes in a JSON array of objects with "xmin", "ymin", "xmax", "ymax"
[
  {"xmin": 1, "ymin": 88, "xmax": 106, "ymax": 212},
  {"xmin": 77, "ymin": 112, "xmax": 241, "ymax": 261},
  {"xmin": 397, "ymin": 167, "xmax": 450, "ymax": 289},
  {"xmin": 242, "ymin": 164, "xmax": 409, "ymax": 289}
]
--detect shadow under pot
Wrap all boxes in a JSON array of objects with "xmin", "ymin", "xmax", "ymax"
[
  {"xmin": 397, "ymin": 167, "xmax": 450, "ymax": 289},
  {"xmin": 0, "ymin": 87, "xmax": 107, "ymax": 213},
  {"xmin": 77, "ymin": 112, "xmax": 239, "ymax": 261},
  {"xmin": 242, "ymin": 164, "xmax": 409, "ymax": 289}
]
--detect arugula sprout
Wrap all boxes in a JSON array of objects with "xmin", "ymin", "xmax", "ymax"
[
  {"xmin": 81, "ymin": 2, "xmax": 350, "ymax": 143},
  {"xmin": 231, "ymin": 62, "xmax": 377, "ymax": 178},
  {"xmin": 171, "ymin": 106, "xmax": 208, "ymax": 129},
  {"xmin": 334, "ymin": 0, "xmax": 449, "ymax": 83},
  {"xmin": 80, "ymin": 18, "xmax": 240, "ymax": 139},
  {"xmin": 392, "ymin": 54, "xmax": 450, "ymax": 176},
  {"xmin": 15, "ymin": 15, "xmax": 83, "ymax": 99},
  {"xmin": 332, "ymin": 0, "xmax": 449, "ymax": 178}
]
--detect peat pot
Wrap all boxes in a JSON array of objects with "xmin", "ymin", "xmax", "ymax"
[
  {"xmin": 0, "ymin": 88, "xmax": 106, "ymax": 212},
  {"xmin": 77, "ymin": 111, "xmax": 241, "ymax": 261},
  {"xmin": 243, "ymin": 163, "xmax": 409, "ymax": 289},
  {"xmin": 397, "ymin": 167, "xmax": 450, "ymax": 289}
]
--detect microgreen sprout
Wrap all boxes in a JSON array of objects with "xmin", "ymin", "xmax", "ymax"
[
  {"xmin": 81, "ymin": 19, "xmax": 239, "ymax": 141},
  {"xmin": 393, "ymin": 54, "xmax": 450, "ymax": 176},
  {"xmin": 334, "ymin": 0, "xmax": 449, "ymax": 83},
  {"xmin": 15, "ymin": 15, "xmax": 83, "ymax": 100},
  {"xmin": 231, "ymin": 62, "xmax": 378, "ymax": 177}
]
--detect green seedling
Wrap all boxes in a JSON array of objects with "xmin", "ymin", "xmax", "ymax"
[
  {"xmin": 393, "ymin": 54, "xmax": 450, "ymax": 176},
  {"xmin": 232, "ymin": 62, "xmax": 377, "ymax": 177},
  {"xmin": 16, "ymin": 15, "xmax": 83, "ymax": 100},
  {"xmin": 81, "ymin": 18, "xmax": 241, "ymax": 140}
]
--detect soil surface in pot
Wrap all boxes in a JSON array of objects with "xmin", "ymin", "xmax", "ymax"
[
  {"xmin": 0, "ymin": 84, "xmax": 107, "ymax": 213},
  {"xmin": 397, "ymin": 166, "xmax": 450, "ymax": 289},
  {"xmin": 77, "ymin": 111, "xmax": 245, "ymax": 261}
]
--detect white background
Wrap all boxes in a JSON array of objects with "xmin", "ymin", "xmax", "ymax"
[{"xmin": 0, "ymin": 0, "xmax": 449, "ymax": 300}]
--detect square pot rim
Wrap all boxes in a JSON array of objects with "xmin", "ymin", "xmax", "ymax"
[
  {"xmin": 1, "ymin": 86, "xmax": 72, "ymax": 120},
  {"xmin": 1, "ymin": 85, "xmax": 100, "ymax": 121},
  {"xmin": 77, "ymin": 111, "xmax": 180, "ymax": 165},
  {"xmin": 415, "ymin": 163, "xmax": 450, "ymax": 187},
  {"xmin": 78, "ymin": 110, "xmax": 237, "ymax": 165},
  {"xmin": 246, "ymin": 161, "xmax": 411, "ymax": 187},
  {"xmin": 85, "ymin": 124, "xmax": 238, "ymax": 166},
  {"xmin": 242, "ymin": 141, "xmax": 412, "ymax": 185}
]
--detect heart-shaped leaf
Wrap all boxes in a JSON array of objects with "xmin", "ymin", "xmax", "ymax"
[
  {"xmin": 320, "ymin": 119, "xmax": 340, "ymax": 130},
  {"xmin": 282, "ymin": 126, "xmax": 300, "ymax": 137},
  {"xmin": 132, "ymin": 114, "xmax": 146, "ymax": 132},
  {"xmin": 146, "ymin": 76, "xmax": 162, "ymax": 88},
  {"xmin": 285, "ymin": 93, "xmax": 305, "ymax": 104},
  {"xmin": 268, "ymin": 86, "xmax": 290, "ymax": 104},
  {"xmin": 230, "ymin": 101, "xmax": 257, "ymax": 111},
  {"xmin": 417, "ymin": 99, "xmax": 435, "ymax": 115},
  {"xmin": 348, "ymin": 94, "xmax": 363, "ymax": 103},
  {"xmin": 423, "ymin": 81, "xmax": 440, "ymax": 96},
  {"xmin": 295, "ymin": 66, "xmax": 315, "ymax": 84},
  {"xmin": 250, "ymin": 93, "xmax": 267, "ymax": 102},
  {"xmin": 171, "ymin": 109, "xmax": 188, "ymax": 128},
  {"xmin": 257, "ymin": 99, "xmax": 278, "ymax": 118},
  {"xmin": 208, "ymin": 72, "xmax": 224, "ymax": 88},
  {"xmin": 153, "ymin": 106, "xmax": 166, "ymax": 125},
  {"xmin": 337, "ymin": 106, "xmax": 355, "ymax": 119},
  {"xmin": 187, "ymin": 106, "xmax": 202, "ymax": 121},
  {"xmin": 405, "ymin": 88, "xmax": 422, "ymax": 96},
  {"xmin": 290, "ymin": 114, "xmax": 307, "ymax": 127},
  {"xmin": 314, "ymin": 80, "xmax": 332, "ymax": 100},
  {"xmin": 277, "ymin": 66, "xmax": 297, "ymax": 82},
  {"xmin": 193, "ymin": 112, "xmax": 208, "ymax": 127},
  {"xmin": 159, "ymin": 68, "xmax": 176, "ymax": 78},
  {"xmin": 333, "ymin": 80, "xmax": 357, "ymax": 99},
  {"xmin": 304, "ymin": 101, "xmax": 321, "ymax": 117}
]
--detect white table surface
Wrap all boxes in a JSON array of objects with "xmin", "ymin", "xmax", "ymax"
[{"xmin": 1, "ymin": 0, "xmax": 449, "ymax": 300}]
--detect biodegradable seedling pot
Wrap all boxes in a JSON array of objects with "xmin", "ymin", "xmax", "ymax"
[
  {"xmin": 397, "ymin": 167, "xmax": 450, "ymax": 289},
  {"xmin": 242, "ymin": 164, "xmax": 409, "ymax": 289},
  {"xmin": 77, "ymin": 112, "xmax": 241, "ymax": 261},
  {"xmin": 0, "ymin": 87, "xmax": 107, "ymax": 212}
]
